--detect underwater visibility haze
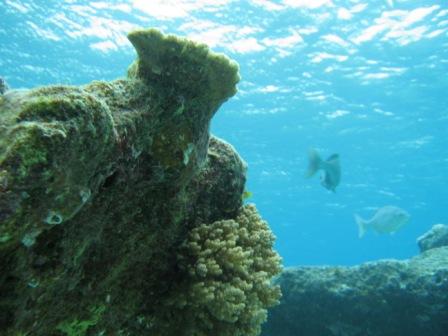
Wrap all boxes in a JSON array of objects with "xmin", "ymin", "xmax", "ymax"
[{"xmin": 1, "ymin": 0, "xmax": 447, "ymax": 268}]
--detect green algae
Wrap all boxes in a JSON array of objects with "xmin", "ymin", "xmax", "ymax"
[{"xmin": 57, "ymin": 305, "xmax": 106, "ymax": 336}]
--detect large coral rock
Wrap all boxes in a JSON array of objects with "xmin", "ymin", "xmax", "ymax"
[
  {"xmin": 262, "ymin": 247, "xmax": 448, "ymax": 336},
  {"xmin": 0, "ymin": 29, "xmax": 281, "ymax": 335}
]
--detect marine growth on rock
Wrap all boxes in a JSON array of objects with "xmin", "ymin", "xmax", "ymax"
[{"xmin": 0, "ymin": 28, "xmax": 282, "ymax": 335}]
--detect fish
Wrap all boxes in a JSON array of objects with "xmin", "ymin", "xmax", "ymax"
[
  {"xmin": 242, "ymin": 190, "xmax": 253, "ymax": 200},
  {"xmin": 305, "ymin": 148, "xmax": 341, "ymax": 192},
  {"xmin": 354, "ymin": 206, "xmax": 410, "ymax": 238}
]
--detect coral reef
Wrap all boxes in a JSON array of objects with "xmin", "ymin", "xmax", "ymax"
[
  {"xmin": 262, "ymin": 228, "xmax": 448, "ymax": 336},
  {"xmin": 150, "ymin": 204, "xmax": 282, "ymax": 336},
  {"xmin": 0, "ymin": 29, "xmax": 281, "ymax": 335},
  {"xmin": 417, "ymin": 223, "xmax": 448, "ymax": 252}
]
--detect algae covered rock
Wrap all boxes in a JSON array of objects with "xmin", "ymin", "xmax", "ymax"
[
  {"xmin": 262, "ymin": 247, "xmax": 448, "ymax": 336},
  {"xmin": 417, "ymin": 224, "xmax": 448, "ymax": 252},
  {"xmin": 0, "ymin": 28, "xmax": 281, "ymax": 335},
  {"xmin": 187, "ymin": 136, "xmax": 248, "ymax": 225}
]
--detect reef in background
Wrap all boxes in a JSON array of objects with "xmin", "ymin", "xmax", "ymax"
[
  {"xmin": 262, "ymin": 226, "xmax": 448, "ymax": 336},
  {"xmin": 0, "ymin": 28, "xmax": 282, "ymax": 336},
  {"xmin": 417, "ymin": 223, "xmax": 448, "ymax": 253}
]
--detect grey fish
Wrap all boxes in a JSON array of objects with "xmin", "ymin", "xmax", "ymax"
[
  {"xmin": 0, "ymin": 77, "xmax": 8, "ymax": 95},
  {"xmin": 354, "ymin": 206, "xmax": 410, "ymax": 238},
  {"xmin": 305, "ymin": 148, "xmax": 341, "ymax": 192}
]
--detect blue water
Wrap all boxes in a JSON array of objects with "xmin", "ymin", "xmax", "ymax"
[{"xmin": 1, "ymin": 0, "xmax": 447, "ymax": 267}]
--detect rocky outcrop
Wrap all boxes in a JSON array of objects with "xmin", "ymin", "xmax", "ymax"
[
  {"xmin": 262, "ymin": 246, "xmax": 448, "ymax": 336},
  {"xmin": 0, "ymin": 29, "xmax": 281, "ymax": 336},
  {"xmin": 417, "ymin": 224, "xmax": 448, "ymax": 252}
]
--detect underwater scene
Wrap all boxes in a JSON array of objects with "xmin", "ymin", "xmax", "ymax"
[{"xmin": 0, "ymin": 0, "xmax": 447, "ymax": 335}]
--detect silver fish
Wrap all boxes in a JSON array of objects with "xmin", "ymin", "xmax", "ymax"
[
  {"xmin": 305, "ymin": 148, "xmax": 341, "ymax": 192},
  {"xmin": 354, "ymin": 206, "xmax": 410, "ymax": 238}
]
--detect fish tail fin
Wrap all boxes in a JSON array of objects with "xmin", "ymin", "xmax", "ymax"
[
  {"xmin": 305, "ymin": 148, "xmax": 322, "ymax": 178},
  {"xmin": 354, "ymin": 214, "xmax": 367, "ymax": 238}
]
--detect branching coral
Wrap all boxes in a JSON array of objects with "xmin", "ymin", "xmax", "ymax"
[{"xmin": 152, "ymin": 204, "xmax": 282, "ymax": 336}]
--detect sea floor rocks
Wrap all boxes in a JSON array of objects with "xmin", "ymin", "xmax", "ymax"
[
  {"xmin": 262, "ymin": 246, "xmax": 448, "ymax": 336},
  {"xmin": 417, "ymin": 224, "xmax": 448, "ymax": 252},
  {"xmin": 0, "ymin": 29, "xmax": 281, "ymax": 336}
]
